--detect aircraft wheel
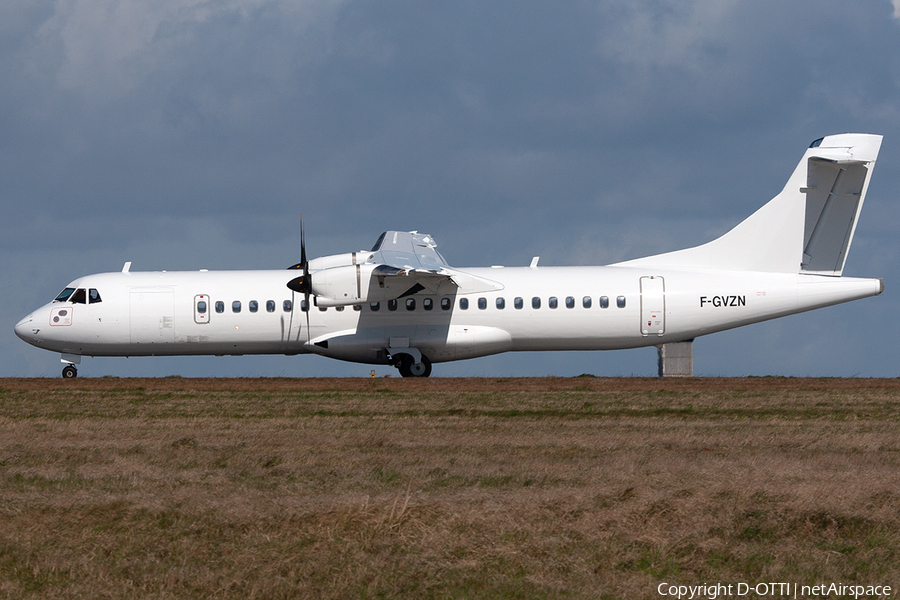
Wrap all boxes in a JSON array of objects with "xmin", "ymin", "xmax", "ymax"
[
  {"xmin": 398, "ymin": 354, "xmax": 432, "ymax": 378},
  {"xmin": 62, "ymin": 365, "xmax": 78, "ymax": 379}
]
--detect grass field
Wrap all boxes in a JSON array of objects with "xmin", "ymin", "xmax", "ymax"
[{"xmin": 0, "ymin": 377, "xmax": 898, "ymax": 599}]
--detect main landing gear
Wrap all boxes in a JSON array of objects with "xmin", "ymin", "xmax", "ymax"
[
  {"xmin": 396, "ymin": 354, "xmax": 432, "ymax": 378},
  {"xmin": 62, "ymin": 365, "xmax": 78, "ymax": 379}
]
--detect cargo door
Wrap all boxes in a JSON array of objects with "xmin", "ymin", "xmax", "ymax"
[
  {"xmin": 640, "ymin": 276, "xmax": 665, "ymax": 336},
  {"xmin": 130, "ymin": 289, "xmax": 175, "ymax": 343}
]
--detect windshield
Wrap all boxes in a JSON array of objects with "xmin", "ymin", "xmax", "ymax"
[{"xmin": 54, "ymin": 287, "xmax": 75, "ymax": 302}]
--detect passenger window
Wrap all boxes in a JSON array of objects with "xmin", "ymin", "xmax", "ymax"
[
  {"xmin": 319, "ymin": 306, "xmax": 327, "ymax": 312},
  {"xmin": 370, "ymin": 302, "xmax": 380, "ymax": 312},
  {"xmin": 617, "ymin": 296, "xmax": 626, "ymax": 308},
  {"xmin": 335, "ymin": 306, "xmax": 344, "ymax": 312},
  {"xmin": 388, "ymin": 300, "xmax": 398, "ymax": 311},
  {"xmin": 249, "ymin": 300, "xmax": 258, "ymax": 313},
  {"xmin": 70, "ymin": 288, "xmax": 87, "ymax": 304},
  {"xmin": 266, "ymin": 300, "xmax": 276, "ymax": 313},
  {"xmin": 423, "ymin": 298, "xmax": 433, "ymax": 311},
  {"xmin": 197, "ymin": 301, "xmax": 207, "ymax": 313},
  {"xmin": 496, "ymin": 298, "xmax": 505, "ymax": 309},
  {"xmin": 54, "ymin": 288, "xmax": 75, "ymax": 302},
  {"xmin": 460, "ymin": 298, "xmax": 469, "ymax": 310},
  {"xmin": 599, "ymin": 296, "xmax": 609, "ymax": 309},
  {"xmin": 406, "ymin": 298, "xmax": 416, "ymax": 311},
  {"xmin": 532, "ymin": 297, "xmax": 541, "ymax": 309},
  {"xmin": 232, "ymin": 301, "xmax": 241, "ymax": 313},
  {"xmin": 300, "ymin": 299, "xmax": 308, "ymax": 312},
  {"xmin": 216, "ymin": 301, "xmax": 225, "ymax": 313},
  {"xmin": 549, "ymin": 297, "xmax": 558, "ymax": 309},
  {"xmin": 514, "ymin": 297, "xmax": 523, "ymax": 309},
  {"xmin": 89, "ymin": 289, "xmax": 102, "ymax": 304},
  {"xmin": 353, "ymin": 305, "xmax": 362, "ymax": 311},
  {"xmin": 283, "ymin": 300, "xmax": 292, "ymax": 312},
  {"xmin": 478, "ymin": 298, "xmax": 487, "ymax": 310},
  {"xmin": 583, "ymin": 296, "xmax": 592, "ymax": 308},
  {"xmin": 440, "ymin": 298, "xmax": 451, "ymax": 311},
  {"xmin": 565, "ymin": 296, "xmax": 574, "ymax": 309}
]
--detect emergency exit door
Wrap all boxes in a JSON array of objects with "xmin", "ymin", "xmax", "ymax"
[{"xmin": 640, "ymin": 276, "xmax": 665, "ymax": 336}]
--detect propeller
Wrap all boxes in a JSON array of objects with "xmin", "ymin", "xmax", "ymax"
[{"xmin": 287, "ymin": 213, "xmax": 312, "ymax": 342}]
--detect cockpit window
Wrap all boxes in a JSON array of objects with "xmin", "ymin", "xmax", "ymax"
[
  {"xmin": 70, "ymin": 288, "xmax": 87, "ymax": 304},
  {"xmin": 54, "ymin": 288, "xmax": 75, "ymax": 302},
  {"xmin": 89, "ymin": 289, "xmax": 102, "ymax": 304}
]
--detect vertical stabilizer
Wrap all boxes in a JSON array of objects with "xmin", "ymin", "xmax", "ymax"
[{"xmin": 614, "ymin": 134, "xmax": 882, "ymax": 274}]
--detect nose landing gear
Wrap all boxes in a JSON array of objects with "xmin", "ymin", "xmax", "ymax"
[{"xmin": 60, "ymin": 354, "xmax": 81, "ymax": 379}]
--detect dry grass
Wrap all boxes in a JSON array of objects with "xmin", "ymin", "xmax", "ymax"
[{"xmin": 0, "ymin": 377, "xmax": 898, "ymax": 598}]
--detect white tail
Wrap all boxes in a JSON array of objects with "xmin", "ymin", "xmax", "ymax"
[{"xmin": 616, "ymin": 133, "xmax": 882, "ymax": 275}]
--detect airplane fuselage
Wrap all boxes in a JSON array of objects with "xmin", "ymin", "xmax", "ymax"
[{"xmin": 15, "ymin": 265, "xmax": 882, "ymax": 366}]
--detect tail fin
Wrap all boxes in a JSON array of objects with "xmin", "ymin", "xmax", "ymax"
[{"xmin": 615, "ymin": 133, "xmax": 882, "ymax": 274}]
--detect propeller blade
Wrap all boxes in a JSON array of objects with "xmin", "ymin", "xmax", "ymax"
[
  {"xmin": 299, "ymin": 213, "xmax": 311, "ymax": 343},
  {"xmin": 286, "ymin": 213, "xmax": 313, "ymax": 343},
  {"xmin": 304, "ymin": 290, "xmax": 311, "ymax": 342},
  {"xmin": 299, "ymin": 212, "xmax": 307, "ymax": 270}
]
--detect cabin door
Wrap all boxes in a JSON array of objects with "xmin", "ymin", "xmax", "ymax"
[{"xmin": 640, "ymin": 276, "xmax": 665, "ymax": 336}]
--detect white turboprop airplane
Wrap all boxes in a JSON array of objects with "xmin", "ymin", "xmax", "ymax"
[{"xmin": 15, "ymin": 133, "xmax": 884, "ymax": 378}]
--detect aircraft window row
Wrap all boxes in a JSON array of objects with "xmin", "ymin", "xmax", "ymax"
[
  {"xmin": 459, "ymin": 295, "xmax": 625, "ymax": 310},
  {"xmin": 205, "ymin": 300, "xmax": 293, "ymax": 315},
  {"xmin": 309, "ymin": 295, "xmax": 628, "ymax": 313},
  {"xmin": 53, "ymin": 287, "xmax": 102, "ymax": 304}
]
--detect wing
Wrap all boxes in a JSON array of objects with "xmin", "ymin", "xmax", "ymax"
[
  {"xmin": 309, "ymin": 231, "xmax": 502, "ymax": 306},
  {"xmin": 367, "ymin": 231, "xmax": 456, "ymax": 296},
  {"xmin": 369, "ymin": 231, "xmax": 449, "ymax": 270}
]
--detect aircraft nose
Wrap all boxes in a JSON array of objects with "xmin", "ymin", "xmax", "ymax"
[{"xmin": 14, "ymin": 314, "xmax": 37, "ymax": 343}]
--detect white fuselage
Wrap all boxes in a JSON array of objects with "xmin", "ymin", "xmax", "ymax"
[{"xmin": 14, "ymin": 265, "xmax": 883, "ymax": 366}]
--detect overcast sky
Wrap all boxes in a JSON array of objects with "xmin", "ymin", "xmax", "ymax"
[{"xmin": 4, "ymin": 0, "xmax": 900, "ymax": 378}]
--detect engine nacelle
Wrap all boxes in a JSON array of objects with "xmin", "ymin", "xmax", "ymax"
[
  {"xmin": 312, "ymin": 264, "xmax": 405, "ymax": 307},
  {"xmin": 307, "ymin": 251, "xmax": 375, "ymax": 271}
]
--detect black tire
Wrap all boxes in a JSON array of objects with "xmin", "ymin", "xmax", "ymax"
[
  {"xmin": 62, "ymin": 365, "xmax": 78, "ymax": 379},
  {"xmin": 398, "ymin": 354, "xmax": 431, "ymax": 378}
]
